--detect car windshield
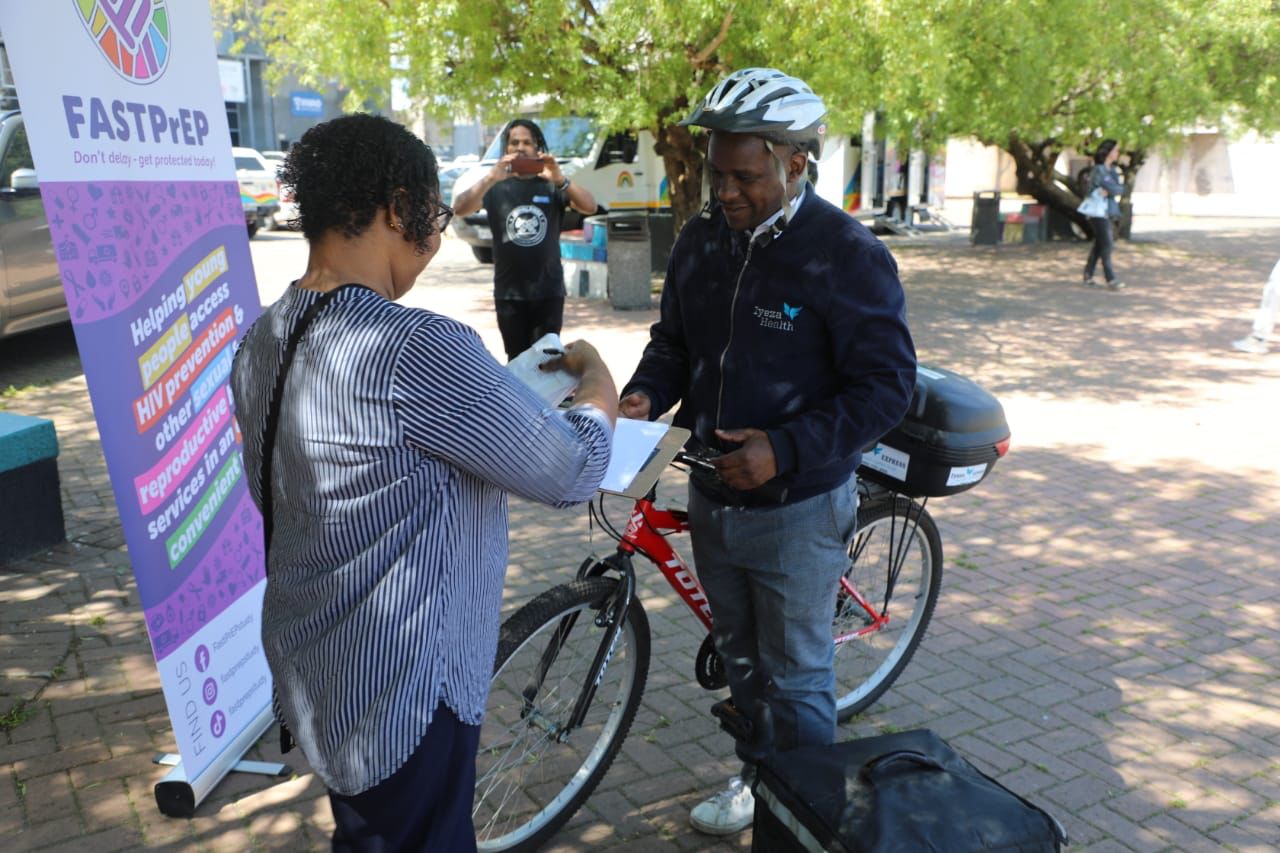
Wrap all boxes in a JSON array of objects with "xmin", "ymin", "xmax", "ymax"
[
  {"xmin": 482, "ymin": 117, "xmax": 598, "ymax": 161},
  {"xmin": 234, "ymin": 155, "xmax": 266, "ymax": 171}
]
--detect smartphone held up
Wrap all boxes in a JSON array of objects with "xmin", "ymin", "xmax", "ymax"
[{"xmin": 510, "ymin": 155, "xmax": 545, "ymax": 175}]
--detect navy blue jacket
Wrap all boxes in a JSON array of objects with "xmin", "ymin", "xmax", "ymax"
[{"xmin": 623, "ymin": 190, "xmax": 917, "ymax": 505}]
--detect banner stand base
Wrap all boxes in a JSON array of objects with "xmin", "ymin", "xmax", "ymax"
[{"xmin": 153, "ymin": 707, "xmax": 289, "ymax": 818}]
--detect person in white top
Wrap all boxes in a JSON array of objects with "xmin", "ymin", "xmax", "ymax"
[{"xmin": 1231, "ymin": 258, "xmax": 1279, "ymax": 354}]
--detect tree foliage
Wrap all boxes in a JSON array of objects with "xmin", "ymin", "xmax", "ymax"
[
  {"xmin": 857, "ymin": 0, "xmax": 1280, "ymax": 228},
  {"xmin": 214, "ymin": 0, "xmax": 831, "ymax": 224},
  {"xmin": 214, "ymin": 0, "xmax": 1280, "ymax": 230}
]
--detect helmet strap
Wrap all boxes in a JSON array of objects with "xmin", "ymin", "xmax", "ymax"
[
  {"xmin": 700, "ymin": 163, "xmax": 714, "ymax": 219},
  {"xmin": 765, "ymin": 140, "xmax": 796, "ymax": 224}
]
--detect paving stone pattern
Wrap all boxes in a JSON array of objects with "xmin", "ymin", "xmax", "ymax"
[{"xmin": 1, "ymin": 223, "xmax": 1278, "ymax": 851}]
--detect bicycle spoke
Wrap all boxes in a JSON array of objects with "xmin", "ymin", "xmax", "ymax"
[
  {"xmin": 475, "ymin": 579, "xmax": 650, "ymax": 851},
  {"xmin": 832, "ymin": 498, "xmax": 942, "ymax": 720}
]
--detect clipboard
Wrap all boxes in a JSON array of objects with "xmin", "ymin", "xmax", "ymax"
[{"xmin": 598, "ymin": 422, "xmax": 691, "ymax": 499}]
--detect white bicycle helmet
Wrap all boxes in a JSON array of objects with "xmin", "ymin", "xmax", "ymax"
[
  {"xmin": 682, "ymin": 67, "xmax": 827, "ymax": 156},
  {"xmin": 682, "ymin": 68, "xmax": 827, "ymax": 224}
]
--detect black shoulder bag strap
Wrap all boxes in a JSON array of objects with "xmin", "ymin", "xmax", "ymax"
[
  {"xmin": 259, "ymin": 284, "xmax": 363, "ymax": 559},
  {"xmin": 257, "ymin": 284, "xmax": 361, "ymax": 756}
]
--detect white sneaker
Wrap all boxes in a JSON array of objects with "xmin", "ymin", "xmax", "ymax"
[
  {"xmin": 1232, "ymin": 335, "xmax": 1269, "ymax": 354},
  {"xmin": 689, "ymin": 776, "xmax": 755, "ymax": 835}
]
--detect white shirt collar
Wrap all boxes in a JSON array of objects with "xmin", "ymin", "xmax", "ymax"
[{"xmin": 746, "ymin": 184, "xmax": 808, "ymax": 242}]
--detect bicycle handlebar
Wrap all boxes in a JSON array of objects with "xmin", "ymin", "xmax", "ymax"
[{"xmin": 669, "ymin": 447, "xmax": 789, "ymax": 505}]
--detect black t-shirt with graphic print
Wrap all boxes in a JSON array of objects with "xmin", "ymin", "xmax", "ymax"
[{"xmin": 483, "ymin": 176, "xmax": 567, "ymax": 301}]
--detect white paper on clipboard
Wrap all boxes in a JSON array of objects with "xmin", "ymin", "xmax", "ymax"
[
  {"xmin": 505, "ymin": 332, "xmax": 578, "ymax": 406},
  {"xmin": 599, "ymin": 419, "xmax": 690, "ymax": 498}
]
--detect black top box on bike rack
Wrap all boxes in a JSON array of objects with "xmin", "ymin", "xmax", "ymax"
[{"xmin": 857, "ymin": 364, "xmax": 1009, "ymax": 498}]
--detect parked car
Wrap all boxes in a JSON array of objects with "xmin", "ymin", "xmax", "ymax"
[
  {"xmin": 232, "ymin": 146, "xmax": 280, "ymax": 238},
  {"xmin": 438, "ymin": 162, "xmax": 468, "ymax": 206},
  {"xmin": 0, "ymin": 110, "xmax": 67, "ymax": 341},
  {"xmin": 258, "ymin": 149, "xmax": 297, "ymax": 230}
]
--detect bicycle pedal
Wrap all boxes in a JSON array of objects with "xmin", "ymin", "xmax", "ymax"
[{"xmin": 710, "ymin": 699, "xmax": 754, "ymax": 742}]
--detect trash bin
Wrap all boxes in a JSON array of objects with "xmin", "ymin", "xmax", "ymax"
[
  {"xmin": 606, "ymin": 211, "xmax": 652, "ymax": 310},
  {"xmin": 647, "ymin": 210, "xmax": 675, "ymax": 275},
  {"xmin": 1020, "ymin": 203, "xmax": 1046, "ymax": 243},
  {"xmin": 971, "ymin": 191, "xmax": 1001, "ymax": 245}
]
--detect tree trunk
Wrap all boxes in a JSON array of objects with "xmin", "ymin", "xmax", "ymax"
[
  {"xmin": 653, "ymin": 118, "xmax": 706, "ymax": 238},
  {"xmin": 1114, "ymin": 149, "xmax": 1145, "ymax": 239},
  {"xmin": 1004, "ymin": 133, "xmax": 1089, "ymax": 239},
  {"xmin": 1003, "ymin": 133, "xmax": 1145, "ymax": 242}
]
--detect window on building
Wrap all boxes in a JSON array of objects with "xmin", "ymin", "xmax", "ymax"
[{"xmin": 226, "ymin": 104, "xmax": 241, "ymax": 146}]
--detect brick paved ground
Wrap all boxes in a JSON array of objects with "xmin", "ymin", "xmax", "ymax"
[{"xmin": 2, "ymin": 220, "xmax": 1278, "ymax": 851}]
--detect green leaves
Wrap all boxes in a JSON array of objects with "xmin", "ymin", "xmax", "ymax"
[{"xmin": 214, "ymin": 0, "xmax": 1279, "ymax": 216}]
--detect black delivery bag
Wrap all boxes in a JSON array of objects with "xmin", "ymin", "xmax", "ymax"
[
  {"xmin": 752, "ymin": 729, "xmax": 1067, "ymax": 852},
  {"xmin": 857, "ymin": 364, "xmax": 1009, "ymax": 498}
]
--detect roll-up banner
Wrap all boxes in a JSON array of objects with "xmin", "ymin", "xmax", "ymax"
[{"xmin": 0, "ymin": 1, "xmax": 276, "ymax": 816}]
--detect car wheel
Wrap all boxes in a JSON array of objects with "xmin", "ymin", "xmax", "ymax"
[
  {"xmin": 471, "ymin": 246, "xmax": 494, "ymax": 264},
  {"xmin": 247, "ymin": 222, "xmax": 259, "ymax": 239}
]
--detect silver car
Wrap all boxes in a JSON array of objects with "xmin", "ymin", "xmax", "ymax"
[{"xmin": 0, "ymin": 110, "xmax": 66, "ymax": 340}]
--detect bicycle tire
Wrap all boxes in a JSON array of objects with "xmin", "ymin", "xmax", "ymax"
[
  {"xmin": 834, "ymin": 496, "xmax": 943, "ymax": 721},
  {"xmin": 474, "ymin": 577, "xmax": 650, "ymax": 852}
]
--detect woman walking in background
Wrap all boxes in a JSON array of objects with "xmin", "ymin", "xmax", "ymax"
[{"xmin": 1082, "ymin": 139, "xmax": 1125, "ymax": 290}]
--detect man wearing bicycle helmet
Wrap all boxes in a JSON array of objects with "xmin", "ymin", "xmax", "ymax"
[{"xmin": 620, "ymin": 68, "xmax": 916, "ymax": 836}]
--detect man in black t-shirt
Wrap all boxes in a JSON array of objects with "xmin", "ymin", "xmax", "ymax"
[{"xmin": 453, "ymin": 120, "xmax": 598, "ymax": 360}]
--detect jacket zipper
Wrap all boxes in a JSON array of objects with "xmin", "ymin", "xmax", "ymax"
[{"xmin": 715, "ymin": 238, "xmax": 753, "ymax": 433}]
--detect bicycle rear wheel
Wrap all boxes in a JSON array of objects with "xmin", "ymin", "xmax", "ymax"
[
  {"xmin": 833, "ymin": 496, "xmax": 943, "ymax": 720},
  {"xmin": 474, "ymin": 577, "xmax": 650, "ymax": 852}
]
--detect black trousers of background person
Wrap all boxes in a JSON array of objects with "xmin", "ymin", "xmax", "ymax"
[
  {"xmin": 495, "ymin": 296, "xmax": 565, "ymax": 361},
  {"xmin": 1084, "ymin": 216, "xmax": 1117, "ymax": 283},
  {"xmin": 329, "ymin": 703, "xmax": 479, "ymax": 853}
]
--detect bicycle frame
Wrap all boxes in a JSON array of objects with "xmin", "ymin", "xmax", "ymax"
[
  {"xmin": 835, "ymin": 492, "xmax": 928, "ymax": 642},
  {"xmin": 541, "ymin": 479, "xmax": 928, "ymax": 738},
  {"xmin": 611, "ymin": 498, "xmax": 713, "ymax": 631},
  {"xmin": 607, "ymin": 488, "xmax": 926, "ymax": 644}
]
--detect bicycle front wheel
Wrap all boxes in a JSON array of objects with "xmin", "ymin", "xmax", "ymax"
[
  {"xmin": 833, "ymin": 496, "xmax": 943, "ymax": 721},
  {"xmin": 474, "ymin": 577, "xmax": 651, "ymax": 852}
]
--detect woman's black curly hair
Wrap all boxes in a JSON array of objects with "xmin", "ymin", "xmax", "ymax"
[{"xmin": 279, "ymin": 113, "xmax": 441, "ymax": 252}]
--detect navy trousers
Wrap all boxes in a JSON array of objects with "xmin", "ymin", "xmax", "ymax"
[{"xmin": 329, "ymin": 703, "xmax": 480, "ymax": 852}]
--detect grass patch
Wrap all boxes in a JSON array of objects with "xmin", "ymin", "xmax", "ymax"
[
  {"xmin": 1169, "ymin": 797, "xmax": 1187, "ymax": 809},
  {"xmin": 0, "ymin": 700, "xmax": 38, "ymax": 732},
  {"xmin": 1, "ymin": 381, "xmax": 50, "ymax": 399},
  {"xmin": 89, "ymin": 615, "xmax": 107, "ymax": 628},
  {"xmin": 642, "ymin": 714, "xmax": 673, "ymax": 743}
]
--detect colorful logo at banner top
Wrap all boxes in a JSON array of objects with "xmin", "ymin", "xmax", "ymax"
[{"xmin": 76, "ymin": 0, "xmax": 171, "ymax": 84}]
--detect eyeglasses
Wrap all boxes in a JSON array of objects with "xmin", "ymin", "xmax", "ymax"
[{"xmin": 433, "ymin": 201, "xmax": 454, "ymax": 233}]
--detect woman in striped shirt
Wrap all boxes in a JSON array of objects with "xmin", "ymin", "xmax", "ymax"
[{"xmin": 230, "ymin": 114, "xmax": 616, "ymax": 851}]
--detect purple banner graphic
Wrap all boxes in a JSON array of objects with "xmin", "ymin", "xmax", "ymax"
[
  {"xmin": 1, "ymin": 0, "xmax": 275, "ymax": 804},
  {"xmin": 42, "ymin": 181, "xmax": 242, "ymax": 324},
  {"xmin": 43, "ymin": 178, "xmax": 264, "ymax": 658}
]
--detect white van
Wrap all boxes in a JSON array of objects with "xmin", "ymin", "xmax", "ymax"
[
  {"xmin": 232, "ymin": 146, "xmax": 280, "ymax": 238},
  {"xmin": 450, "ymin": 117, "xmax": 668, "ymax": 263}
]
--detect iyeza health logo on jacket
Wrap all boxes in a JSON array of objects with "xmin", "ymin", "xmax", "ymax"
[
  {"xmin": 753, "ymin": 302, "xmax": 803, "ymax": 332},
  {"xmin": 77, "ymin": 0, "xmax": 172, "ymax": 84}
]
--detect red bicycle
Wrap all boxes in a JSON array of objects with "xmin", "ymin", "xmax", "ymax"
[{"xmin": 472, "ymin": 449, "xmax": 953, "ymax": 851}]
